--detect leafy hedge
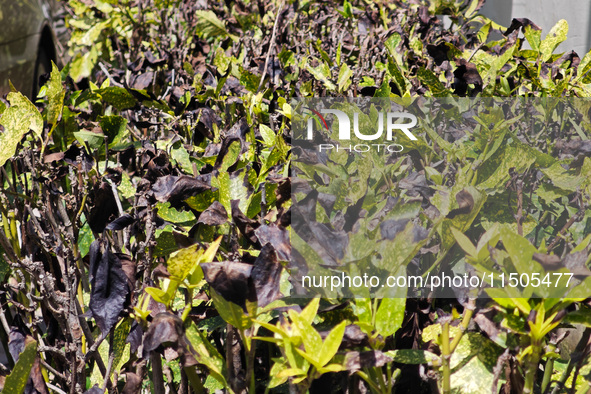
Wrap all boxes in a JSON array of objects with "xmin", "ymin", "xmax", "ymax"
[{"xmin": 0, "ymin": 0, "xmax": 590, "ymax": 393}]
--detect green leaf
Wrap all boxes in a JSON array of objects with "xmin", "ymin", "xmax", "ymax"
[
  {"xmin": 268, "ymin": 358, "xmax": 290, "ymax": 388},
  {"xmin": 201, "ymin": 236, "xmax": 222, "ymax": 263},
  {"xmin": 540, "ymin": 19, "xmax": 568, "ymax": 62},
  {"xmin": 523, "ymin": 25, "xmax": 542, "ymax": 53},
  {"xmin": 145, "ymin": 287, "xmax": 171, "ymax": 305},
  {"xmin": 186, "ymin": 190, "xmax": 217, "ymax": 212},
  {"xmin": 4, "ymin": 340, "xmax": 38, "ymax": 393},
  {"xmin": 541, "ymin": 161, "xmax": 583, "ymax": 192},
  {"xmin": 377, "ymin": 221, "xmax": 430, "ymax": 275},
  {"xmin": 153, "ymin": 226, "xmax": 178, "ymax": 257},
  {"xmin": 563, "ymin": 309, "xmax": 591, "ymax": 327},
  {"xmin": 477, "ymin": 144, "xmax": 537, "ymax": 191},
  {"xmin": 259, "ymin": 124, "xmax": 276, "ymax": 146},
  {"xmin": 318, "ymin": 321, "xmax": 347, "ymax": 367},
  {"xmin": 384, "ymin": 34, "xmax": 402, "ymax": 58},
  {"xmin": 577, "ymin": 51, "xmax": 591, "ymax": 82},
  {"xmin": 375, "ymin": 298, "xmax": 405, "ymax": 337},
  {"xmin": 353, "ymin": 298, "xmax": 372, "ymax": 326},
  {"xmin": 275, "ymin": 366, "xmax": 307, "ymax": 380},
  {"xmin": 417, "ymin": 67, "xmax": 450, "ymax": 97},
  {"xmin": 0, "ymin": 92, "xmax": 43, "ymax": 165},
  {"xmin": 219, "ymin": 141, "xmax": 241, "ymax": 172},
  {"xmin": 337, "ymin": 63, "xmax": 353, "ymax": 92},
  {"xmin": 78, "ymin": 221, "xmax": 94, "ymax": 258},
  {"xmin": 340, "ymin": 0, "xmax": 353, "ymax": 18},
  {"xmin": 117, "ymin": 172, "xmax": 136, "ymax": 199},
  {"xmin": 171, "ymin": 143, "xmax": 193, "ymax": 174},
  {"xmin": 96, "ymin": 87, "xmax": 137, "ymax": 110},
  {"xmin": 386, "ymin": 349, "xmax": 439, "ymax": 364},
  {"xmin": 482, "ymin": 45, "xmax": 516, "ymax": 90},
  {"xmin": 210, "ymin": 289, "xmax": 251, "ymax": 330},
  {"xmin": 448, "ymin": 333, "xmax": 503, "ymax": 394},
  {"xmin": 289, "ymin": 310, "xmax": 322, "ymax": 359},
  {"xmin": 239, "ymin": 66, "xmax": 261, "ymax": 92},
  {"xmin": 214, "ymin": 170, "xmax": 250, "ymax": 215},
  {"xmin": 214, "ymin": 47, "xmax": 232, "ymax": 74},
  {"xmin": 317, "ymin": 363, "xmax": 346, "ymax": 374},
  {"xmin": 99, "ymin": 115, "xmax": 127, "ymax": 144},
  {"xmin": 111, "ymin": 320, "xmax": 131, "ymax": 374},
  {"xmin": 74, "ymin": 129, "xmax": 105, "ymax": 150},
  {"xmin": 69, "ymin": 47, "xmax": 99, "ymax": 82},
  {"xmin": 185, "ymin": 323, "xmax": 228, "ymax": 387},
  {"xmin": 451, "ymin": 227, "xmax": 477, "ymax": 258},
  {"xmin": 195, "ymin": 10, "xmax": 237, "ymax": 41},
  {"xmin": 388, "ymin": 57, "xmax": 408, "ymax": 94},
  {"xmin": 463, "ymin": 0, "xmax": 481, "ymax": 18},
  {"xmin": 156, "ymin": 202, "xmax": 196, "ymax": 225},
  {"xmin": 500, "ymin": 226, "xmax": 540, "ymax": 276},
  {"xmin": 300, "ymin": 298, "xmax": 320, "ymax": 324},
  {"xmin": 90, "ymin": 320, "xmax": 130, "ymax": 386},
  {"xmin": 374, "ymin": 80, "xmax": 391, "ymax": 97},
  {"xmin": 306, "ymin": 62, "xmax": 336, "ymax": 90},
  {"xmin": 46, "ymin": 61, "xmax": 65, "ymax": 126},
  {"xmin": 294, "ymin": 346, "xmax": 321, "ymax": 368},
  {"xmin": 167, "ymin": 244, "xmax": 201, "ymax": 281}
]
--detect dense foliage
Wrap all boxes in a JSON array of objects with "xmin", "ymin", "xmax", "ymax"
[{"xmin": 0, "ymin": 0, "xmax": 590, "ymax": 393}]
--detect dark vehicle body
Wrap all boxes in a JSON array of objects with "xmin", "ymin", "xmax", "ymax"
[{"xmin": 0, "ymin": 0, "xmax": 65, "ymax": 98}]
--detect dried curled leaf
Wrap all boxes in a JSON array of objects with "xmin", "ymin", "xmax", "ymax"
[
  {"xmin": 89, "ymin": 240, "xmax": 130, "ymax": 334},
  {"xmin": 142, "ymin": 312, "xmax": 197, "ymax": 366}
]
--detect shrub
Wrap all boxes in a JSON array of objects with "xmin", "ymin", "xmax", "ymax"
[{"xmin": 0, "ymin": 0, "xmax": 590, "ymax": 393}]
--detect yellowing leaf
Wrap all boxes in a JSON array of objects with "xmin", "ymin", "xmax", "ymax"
[
  {"xmin": 167, "ymin": 244, "xmax": 202, "ymax": 281},
  {"xmin": 540, "ymin": 19, "xmax": 568, "ymax": 62},
  {"xmin": 318, "ymin": 321, "xmax": 346, "ymax": 366},
  {"xmin": 3, "ymin": 340, "xmax": 38, "ymax": 393},
  {"xmin": 0, "ymin": 92, "xmax": 43, "ymax": 165},
  {"xmin": 306, "ymin": 62, "xmax": 336, "ymax": 91},
  {"xmin": 259, "ymin": 124, "xmax": 276, "ymax": 146},
  {"xmin": 46, "ymin": 61, "xmax": 65, "ymax": 126},
  {"xmin": 337, "ymin": 63, "xmax": 353, "ymax": 92},
  {"xmin": 185, "ymin": 323, "xmax": 228, "ymax": 387},
  {"xmin": 375, "ymin": 298, "xmax": 405, "ymax": 337}
]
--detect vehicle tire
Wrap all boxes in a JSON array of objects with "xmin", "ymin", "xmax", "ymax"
[{"xmin": 32, "ymin": 45, "xmax": 52, "ymax": 99}]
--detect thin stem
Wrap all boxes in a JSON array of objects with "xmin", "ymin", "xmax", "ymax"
[
  {"xmin": 47, "ymin": 382, "xmax": 68, "ymax": 394},
  {"xmin": 449, "ymin": 299, "xmax": 476, "ymax": 354},
  {"xmin": 181, "ymin": 288, "xmax": 193, "ymax": 322},
  {"xmin": 356, "ymin": 370, "xmax": 383, "ymax": 393},
  {"xmin": 441, "ymin": 322, "xmax": 451, "ymax": 394},
  {"xmin": 541, "ymin": 356, "xmax": 554, "ymax": 393},
  {"xmin": 524, "ymin": 338, "xmax": 541, "ymax": 394},
  {"xmin": 183, "ymin": 366, "xmax": 205, "ymax": 394}
]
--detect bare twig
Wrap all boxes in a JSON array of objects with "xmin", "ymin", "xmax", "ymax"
[
  {"xmin": 256, "ymin": 3, "xmax": 284, "ymax": 93},
  {"xmin": 98, "ymin": 62, "xmax": 124, "ymax": 87},
  {"xmin": 548, "ymin": 208, "xmax": 584, "ymax": 251},
  {"xmin": 40, "ymin": 358, "xmax": 68, "ymax": 381},
  {"xmin": 47, "ymin": 382, "xmax": 68, "ymax": 394},
  {"xmin": 102, "ymin": 339, "xmax": 115, "ymax": 392},
  {"xmin": 492, "ymin": 349, "xmax": 511, "ymax": 394},
  {"xmin": 515, "ymin": 179, "xmax": 523, "ymax": 236}
]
